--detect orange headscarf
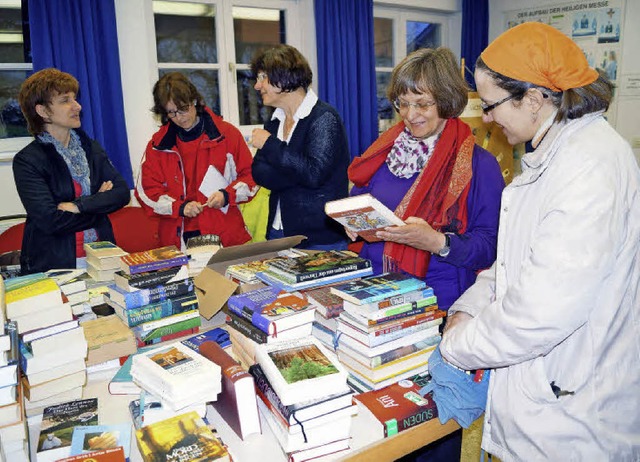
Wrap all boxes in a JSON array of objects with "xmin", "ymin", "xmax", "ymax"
[{"xmin": 481, "ymin": 22, "xmax": 598, "ymax": 92}]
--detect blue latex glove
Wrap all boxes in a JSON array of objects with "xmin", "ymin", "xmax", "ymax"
[{"xmin": 419, "ymin": 345, "xmax": 490, "ymax": 428}]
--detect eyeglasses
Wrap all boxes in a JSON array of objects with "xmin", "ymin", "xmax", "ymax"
[
  {"xmin": 166, "ymin": 104, "xmax": 191, "ymax": 119},
  {"xmin": 480, "ymin": 94, "xmax": 516, "ymax": 114},
  {"xmin": 393, "ymin": 98, "xmax": 437, "ymax": 113},
  {"xmin": 256, "ymin": 72, "xmax": 268, "ymax": 83}
]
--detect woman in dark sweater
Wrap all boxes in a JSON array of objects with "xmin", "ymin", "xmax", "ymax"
[
  {"xmin": 250, "ymin": 44, "xmax": 349, "ymax": 250},
  {"xmin": 13, "ymin": 68, "xmax": 129, "ymax": 273}
]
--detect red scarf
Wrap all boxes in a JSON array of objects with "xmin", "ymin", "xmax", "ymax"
[{"xmin": 348, "ymin": 118, "xmax": 475, "ymax": 278}]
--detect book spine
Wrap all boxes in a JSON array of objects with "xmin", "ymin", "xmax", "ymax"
[
  {"xmin": 367, "ymin": 320, "xmax": 441, "ymax": 347},
  {"xmin": 227, "ymin": 299, "xmax": 272, "ymax": 335},
  {"xmin": 249, "ymin": 364, "xmax": 294, "ymax": 423},
  {"xmin": 126, "ymin": 256, "xmax": 189, "ymax": 275},
  {"xmin": 122, "ymin": 279, "xmax": 194, "ymax": 309},
  {"xmin": 368, "ymin": 304, "xmax": 439, "ymax": 326},
  {"xmin": 372, "ymin": 311, "xmax": 444, "ymax": 337},
  {"xmin": 117, "ymin": 267, "xmax": 183, "ymax": 289},
  {"xmin": 368, "ymin": 295, "xmax": 438, "ymax": 321},
  {"xmin": 225, "ymin": 311, "xmax": 267, "ymax": 344},
  {"xmin": 132, "ymin": 311, "xmax": 201, "ymax": 342},
  {"xmin": 394, "ymin": 396, "xmax": 438, "ymax": 434}
]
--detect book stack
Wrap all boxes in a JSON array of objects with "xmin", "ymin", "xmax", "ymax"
[
  {"xmin": 130, "ymin": 341, "xmax": 221, "ymax": 415},
  {"xmin": 185, "ymin": 234, "xmax": 221, "ymax": 276},
  {"xmin": 115, "ymin": 246, "xmax": 200, "ymax": 347},
  {"xmin": 0, "ymin": 316, "xmax": 29, "ymax": 462},
  {"xmin": 81, "ymin": 315, "xmax": 137, "ymax": 368},
  {"xmin": 255, "ymin": 250, "xmax": 374, "ymax": 292},
  {"xmin": 303, "ymin": 284, "xmax": 345, "ymax": 350},
  {"xmin": 45, "ymin": 269, "xmax": 94, "ymax": 321},
  {"xmin": 253, "ymin": 337, "xmax": 357, "ymax": 459},
  {"xmin": 84, "ymin": 241, "xmax": 128, "ymax": 282},
  {"xmin": 330, "ymin": 272, "xmax": 445, "ymax": 393},
  {"xmin": 2, "ymin": 273, "xmax": 90, "ymax": 414}
]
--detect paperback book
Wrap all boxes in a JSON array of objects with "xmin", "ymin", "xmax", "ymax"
[
  {"xmin": 302, "ymin": 285, "xmax": 345, "ymax": 319},
  {"xmin": 55, "ymin": 447, "xmax": 126, "ymax": 462},
  {"xmin": 227, "ymin": 286, "xmax": 314, "ymax": 336},
  {"xmin": 255, "ymin": 337, "xmax": 348, "ymax": 406},
  {"xmin": 255, "ymin": 266, "xmax": 372, "ymax": 293},
  {"xmin": 131, "ymin": 309, "xmax": 201, "ymax": 345},
  {"xmin": 110, "ymin": 292, "xmax": 199, "ymax": 328},
  {"xmin": 264, "ymin": 250, "xmax": 371, "ymax": 284},
  {"xmin": 353, "ymin": 372, "xmax": 437, "ymax": 439},
  {"xmin": 134, "ymin": 411, "xmax": 230, "ymax": 462},
  {"xmin": 325, "ymin": 193, "xmax": 405, "ymax": 242},
  {"xmin": 114, "ymin": 265, "xmax": 189, "ymax": 292},
  {"xmin": 69, "ymin": 423, "xmax": 132, "ymax": 459},
  {"xmin": 180, "ymin": 327, "xmax": 231, "ymax": 351},
  {"xmin": 342, "ymin": 286, "xmax": 435, "ymax": 313},
  {"xmin": 108, "ymin": 277, "xmax": 195, "ymax": 309},
  {"xmin": 330, "ymin": 272, "xmax": 427, "ymax": 305},
  {"xmin": 119, "ymin": 246, "xmax": 189, "ymax": 275},
  {"xmin": 337, "ymin": 315, "xmax": 442, "ymax": 348}
]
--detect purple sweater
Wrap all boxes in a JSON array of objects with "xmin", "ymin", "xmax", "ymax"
[{"xmin": 351, "ymin": 145, "xmax": 504, "ymax": 310}]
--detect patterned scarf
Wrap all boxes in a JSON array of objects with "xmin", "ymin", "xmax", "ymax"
[
  {"xmin": 386, "ymin": 128, "xmax": 440, "ymax": 179},
  {"xmin": 348, "ymin": 118, "xmax": 475, "ymax": 278},
  {"xmin": 39, "ymin": 130, "xmax": 97, "ymax": 243}
]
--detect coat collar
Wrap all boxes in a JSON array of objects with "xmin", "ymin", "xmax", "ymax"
[{"xmin": 154, "ymin": 106, "xmax": 223, "ymax": 151}]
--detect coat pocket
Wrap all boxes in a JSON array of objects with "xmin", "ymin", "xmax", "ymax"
[{"xmin": 517, "ymin": 356, "xmax": 559, "ymax": 405}]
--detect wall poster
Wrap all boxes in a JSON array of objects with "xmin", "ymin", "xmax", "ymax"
[{"xmin": 504, "ymin": 0, "xmax": 626, "ymax": 127}]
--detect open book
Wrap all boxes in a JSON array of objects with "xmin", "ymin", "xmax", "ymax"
[{"xmin": 325, "ymin": 193, "xmax": 405, "ymax": 242}]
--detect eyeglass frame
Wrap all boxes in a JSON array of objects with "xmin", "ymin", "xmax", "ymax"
[
  {"xmin": 393, "ymin": 98, "xmax": 437, "ymax": 113},
  {"xmin": 166, "ymin": 103, "xmax": 192, "ymax": 119},
  {"xmin": 480, "ymin": 94, "xmax": 517, "ymax": 114}
]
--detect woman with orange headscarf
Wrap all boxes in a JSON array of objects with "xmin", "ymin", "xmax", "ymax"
[{"xmin": 440, "ymin": 22, "xmax": 640, "ymax": 460}]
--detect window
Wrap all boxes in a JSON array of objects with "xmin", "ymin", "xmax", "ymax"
[
  {"xmin": 373, "ymin": 7, "xmax": 448, "ymax": 133},
  {"xmin": 0, "ymin": 0, "xmax": 32, "ymax": 155},
  {"xmin": 152, "ymin": 0, "xmax": 300, "ymax": 129}
]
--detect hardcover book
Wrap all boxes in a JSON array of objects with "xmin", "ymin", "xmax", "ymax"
[
  {"xmin": 264, "ymin": 250, "xmax": 372, "ymax": 284},
  {"xmin": 249, "ymin": 363, "xmax": 352, "ymax": 427},
  {"xmin": 330, "ymin": 272, "xmax": 427, "ymax": 305},
  {"xmin": 108, "ymin": 277, "xmax": 195, "ymax": 310},
  {"xmin": 198, "ymin": 341, "xmax": 261, "ymax": 440},
  {"xmin": 325, "ymin": 193, "xmax": 406, "ymax": 242},
  {"xmin": 180, "ymin": 327, "xmax": 231, "ymax": 351},
  {"xmin": 134, "ymin": 411, "xmax": 230, "ymax": 462},
  {"xmin": 110, "ymin": 292, "xmax": 199, "ymax": 328},
  {"xmin": 227, "ymin": 286, "xmax": 314, "ymax": 336},
  {"xmin": 353, "ymin": 372, "xmax": 437, "ymax": 439},
  {"xmin": 36, "ymin": 398, "xmax": 98, "ymax": 462},
  {"xmin": 119, "ymin": 246, "xmax": 189, "ymax": 275},
  {"xmin": 69, "ymin": 423, "xmax": 131, "ymax": 459},
  {"xmin": 255, "ymin": 337, "xmax": 348, "ymax": 406},
  {"xmin": 114, "ymin": 265, "xmax": 189, "ymax": 292}
]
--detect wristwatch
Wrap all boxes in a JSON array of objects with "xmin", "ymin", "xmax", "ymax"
[{"xmin": 437, "ymin": 233, "xmax": 451, "ymax": 258}]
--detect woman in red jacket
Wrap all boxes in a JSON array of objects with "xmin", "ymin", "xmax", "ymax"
[{"xmin": 136, "ymin": 72, "xmax": 258, "ymax": 248}]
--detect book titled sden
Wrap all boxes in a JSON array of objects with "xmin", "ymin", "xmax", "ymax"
[{"xmin": 325, "ymin": 193, "xmax": 405, "ymax": 242}]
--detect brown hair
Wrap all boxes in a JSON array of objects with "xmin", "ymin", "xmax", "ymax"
[
  {"xmin": 250, "ymin": 44, "xmax": 312, "ymax": 93},
  {"xmin": 475, "ymin": 57, "xmax": 613, "ymax": 122},
  {"xmin": 151, "ymin": 72, "xmax": 205, "ymax": 125},
  {"xmin": 18, "ymin": 68, "xmax": 79, "ymax": 135},
  {"xmin": 387, "ymin": 47, "xmax": 469, "ymax": 119}
]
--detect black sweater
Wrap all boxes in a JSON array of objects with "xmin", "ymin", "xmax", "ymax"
[{"xmin": 251, "ymin": 100, "xmax": 350, "ymax": 248}]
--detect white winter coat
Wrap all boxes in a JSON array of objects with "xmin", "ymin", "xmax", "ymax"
[{"xmin": 440, "ymin": 112, "xmax": 640, "ymax": 461}]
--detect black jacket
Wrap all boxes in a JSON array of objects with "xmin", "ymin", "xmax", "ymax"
[
  {"xmin": 13, "ymin": 128, "xmax": 130, "ymax": 274},
  {"xmin": 251, "ymin": 100, "xmax": 350, "ymax": 248}
]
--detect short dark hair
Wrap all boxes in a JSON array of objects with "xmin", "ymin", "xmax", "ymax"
[
  {"xmin": 475, "ymin": 56, "xmax": 613, "ymax": 122},
  {"xmin": 387, "ymin": 47, "xmax": 469, "ymax": 119},
  {"xmin": 18, "ymin": 68, "xmax": 79, "ymax": 135},
  {"xmin": 151, "ymin": 72, "xmax": 205, "ymax": 124},
  {"xmin": 250, "ymin": 44, "xmax": 312, "ymax": 93}
]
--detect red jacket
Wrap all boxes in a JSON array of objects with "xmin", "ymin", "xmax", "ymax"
[{"xmin": 136, "ymin": 107, "xmax": 257, "ymax": 248}]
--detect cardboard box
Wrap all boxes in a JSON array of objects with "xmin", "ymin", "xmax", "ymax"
[{"xmin": 194, "ymin": 235, "xmax": 306, "ymax": 319}]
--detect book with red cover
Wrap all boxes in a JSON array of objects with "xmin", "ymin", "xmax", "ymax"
[
  {"xmin": 119, "ymin": 246, "xmax": 188, "ymax": 275},
  {"xmin": 352, "ymin": 372, "xmax": 437, "ymax": 439},
  {"xmin": 198, "ymin": 341, "xmax": 261, "ymax": 440}
]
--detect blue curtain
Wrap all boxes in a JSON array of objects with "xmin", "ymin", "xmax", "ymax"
[
  {"xmin": 314, "ymin": 0, "xmax": 377, "ymax": 159},
  {"xmin": 461, "ymin": 0, "xmax": 489, "ymax": 89},
  {"xmin": 28, "ymin": 0, "xmax": 134, "ymax": 188}
]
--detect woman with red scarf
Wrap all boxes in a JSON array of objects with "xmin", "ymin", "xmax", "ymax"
[{"xmin": 348, "ymin": 46, "xmax": 504, "ymax": 462}]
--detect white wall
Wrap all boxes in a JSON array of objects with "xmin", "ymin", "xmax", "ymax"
[{"xmin": 488, "ymin": 0, "xmax": 640, "ymax": 164}]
